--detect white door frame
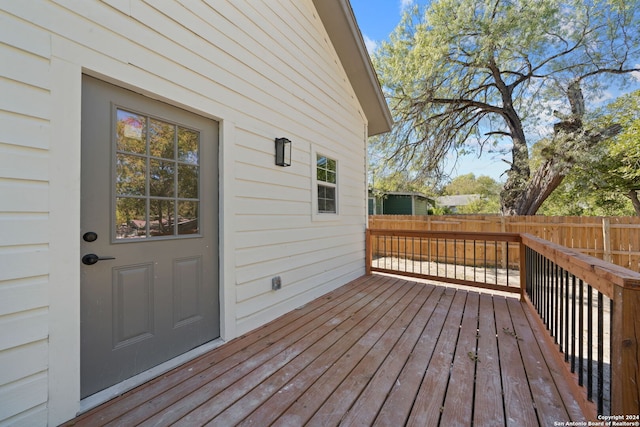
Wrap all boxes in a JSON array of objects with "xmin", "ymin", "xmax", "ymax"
[{"xmin": 47, "ymin": 63, "xmax": 237, "ymax": 424}]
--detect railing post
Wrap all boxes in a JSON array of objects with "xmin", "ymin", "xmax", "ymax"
[
  {"xmin": 611, "ymin": 283, "xmax": 640, "ymax": 415},
  {"xmin": 519, "ymin": 240, "xmax": 527, "ymax": 302},
  {"xmin": 365, "ymin": 229, "xmax": 372, "ymax": 276}
]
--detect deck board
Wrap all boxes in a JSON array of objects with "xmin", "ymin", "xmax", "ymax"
[
  {"xmin": 406, "ymin": 289, "xmax": 467, "ymax": 426},
  {"xmin": 339, "ymin": 284, "xmax": 440, "ymax": 426},
  {"xmin": 474, "ymin": 293, "xmax": 505, "ymax": 426},
  {"xmin": 221, "ymin": 277, "xmax": 418, "ymax": 426},
  {"xmin": 508, "ymin": 297, "xmax": 569, "ymax": 425},
  {"xmin": 66, "ymin": 274, "xmax": 586, "ymax": 427},
  {"xmin": 441, "ymin": 291, "xmax": 479, "ymax": 426},
  {"xmin": 494, "ymin": 296, "xmax": 540, "ymax": 427},
  {"xmin": 373, "ymin": 286, "xmax": 450, "ymax": 426}
]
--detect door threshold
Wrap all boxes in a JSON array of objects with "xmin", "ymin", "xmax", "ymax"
[{"xmin": 79, "ymin": 338, "xmax": 225, "ymax": 414}]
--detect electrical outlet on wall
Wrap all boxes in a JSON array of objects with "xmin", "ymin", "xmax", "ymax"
[{"xmin": 272, "ymin": 276, "xmax": 282, "ymax": 291}]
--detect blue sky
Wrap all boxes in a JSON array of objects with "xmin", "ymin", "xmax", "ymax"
[
  {"xmin": 350, "ymin": 1, "xmax": 640, "ymax": 184},
  {"xmin": 350, "ymin": 0, "xmax": 510, "ymax": 182},
  {"xmin": 350, "ymin": 0, "xmax": 414, "ymax": 52}
]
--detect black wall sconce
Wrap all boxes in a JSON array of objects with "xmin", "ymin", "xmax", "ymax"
[{"xmin": 275, "ymin": 137, "xmax": 292, "ymax": 167}]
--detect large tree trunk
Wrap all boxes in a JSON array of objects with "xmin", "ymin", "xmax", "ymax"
[
  {"xmin": 502, "ymin": 159, "xmax": 566, "ymax": 215},
  {"xmin": 498, "ymin": 104, "xmax": 531, "ymax": 215},
  {"xmin": 500, "ymin": 81, "xmax": 621, "ymax": 216},
  {"xmin": 628, "ymin": 190, "xmax": 640, "ymax": 216}
]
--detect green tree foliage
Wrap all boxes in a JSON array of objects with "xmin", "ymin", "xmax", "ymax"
[
  {"xmin": 372, "ymin": 0, "xmax": 640, "ymax": 215},
  {"xmin": 538, "ymin": 90, "xmax": 640, "ymax": 215},
  {"xmin": 442, "ymin": 173, "xmax": 501, "ymax": 197},
  {"xmin": 441, "ymin": 173, "xmax": 501, "ymax": 213}
]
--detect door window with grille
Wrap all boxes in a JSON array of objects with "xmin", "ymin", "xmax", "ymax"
[{"xmin": 115, "ymin": 109, "xmax": 200, "ymax": 239}]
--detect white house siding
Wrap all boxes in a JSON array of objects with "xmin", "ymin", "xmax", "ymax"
[{"xmin": 0, "ymin": 1, "xmax": 369, "ymax": 425}]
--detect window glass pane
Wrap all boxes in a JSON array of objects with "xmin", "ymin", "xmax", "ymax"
[
  {"xmin": 327, "ymin": 158, "xmax": 336, "ymax": 172},
  {"xmin": 149, "ymin": 119, "xmax": 175, "ymax": 159},
  {"xmin": 116, "ymin": 197, "xmax": 146, "ymax": 239},
  {"xmin": 324, "ymin": 186, "xmax": 335, "ymax": 200},
  {"xmin": 317, "ymin": 168, "xmax": 327, "ymax": 182},
  {"xmin": 318, "ymin": 184, "xmax": 336, "ymax": 213},
  {"xmin": 149, "ymin": 159, "xmax": 175, "ymax": 197},
  {"xmin": 178, "ymin": 127, "xmax": 199, "ymax": 164},
  {"xmin": 178, "ymin": 201, "xmax": 199, "ymax": 235},
  {"xmin": 326, "ymin": 198, "xmax": 336, "ymax": 213},
  {"xmin": 317, "ymin": 155, "xmax": 327, "ymax": 168},
  {"xmin": 116, "ymin": 110, "xmax": 146, "ymax": 154},
  {"xmin": 149, "ymin": 199, "xmax": 175, "ymax": 236},
  {"xmin": 178, "ymin": 164, "xmax": 199, "ymax": 199},
  {"xmin": 116, "ymin": 153, "xmax": 146, "ymax": 196},
  {"xmin": 327, "ymin": 171, "xmax": 336, "ymax": 184}
]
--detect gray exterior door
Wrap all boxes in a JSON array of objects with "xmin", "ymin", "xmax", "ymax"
[{"xmin": 80, "ymin": 76, "xmax": 219, "ymax": 398}]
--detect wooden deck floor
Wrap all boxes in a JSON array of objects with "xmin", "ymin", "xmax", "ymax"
[{"xmin": 66, "ymin": 274, "xmax": 585, "ymax": 426}]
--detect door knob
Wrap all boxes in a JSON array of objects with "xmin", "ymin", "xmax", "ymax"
[{"xmin": 82, "ymin": 254, "xmax": 116, "ymax": 265}]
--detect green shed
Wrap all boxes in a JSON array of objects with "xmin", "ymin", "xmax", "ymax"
[{"xmin": 368, "ymin": 191, "xmax": 433, "ymax": 215}]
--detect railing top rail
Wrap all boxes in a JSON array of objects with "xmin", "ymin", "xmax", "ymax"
[
  {"xmin": 367, "ymin": 228, "xmax": 522, "ymax": 242},
  {"xmin": 520, "ymin": 233, "xmax": 640, "ymax": 297}
]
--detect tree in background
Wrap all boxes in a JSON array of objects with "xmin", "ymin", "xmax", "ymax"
[
  {"xmin": 372, "ymin": 0, "xmax": 640, "ymax": 215},
  {"xmin": 440, "ymin": 173, "xmax": 501, "ymax": 213},
  {"xmin": 538, "ymin": 90, "xmax": 640, "ymax": 216}
]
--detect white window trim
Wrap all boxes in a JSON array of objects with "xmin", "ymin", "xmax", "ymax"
[{"xmin": 312, "ymin": 149, "xmax": 340, "ymax": 221}]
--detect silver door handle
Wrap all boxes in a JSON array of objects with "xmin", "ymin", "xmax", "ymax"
[{"xmin": 82, "ymin": 254, "xmax": 116, "ymax": 266}]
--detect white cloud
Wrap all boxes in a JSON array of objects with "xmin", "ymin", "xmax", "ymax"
[
  {"xmin": 400, "ymin": 0, "xmax": 414, "ymax": 11},
  {"xmin": 588, "ymin": 89, "xmax": 615, "ymax": 107},
  {"xmin": 363, "ymin": 34, "xmax": 378, "ymax": 54}
]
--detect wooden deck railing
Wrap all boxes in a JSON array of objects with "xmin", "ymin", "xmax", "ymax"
[{"xmin": 366, "ymin": 228, "xmax": 640, "ymax": 418}]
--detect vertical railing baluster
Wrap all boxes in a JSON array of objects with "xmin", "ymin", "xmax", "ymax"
[
  {"xmin": 412, "ymin": 236, "xmax": 416, "ymax": 273},
  {"xmin": 404, "ymin": 236, "xmax": 407, "ymax": 273},
  {"xmin": 565, "ymin": 271, "xmax": 570, "ymax": 362},
  {"xmin": 463, "ymin": 239, "xmax": 467, "ymax": 281},
  {"xmin": 531, "ymin": 251, "xmax": 536, "ymax": 306},
  {"xmin": 571, "ymin": 275, "xmax": 577, "ymax": 373},
  {"xmin": 609, "ymin": 298, "xmax": 613, "ymax": 415},
  {"xmin": 552, "ymin": 263, "xmax": 560, "ymax": 344},
  {"xmin": 444, "ymin": 239, "xmax": 448, "ymax": 278},
  {"xmin": 435, "ymin": 238, "xmax": 439, "ymax": 277},
  {"xmin": 484, "ymin": 240, "xmax": 487, "ymax": 283},
  {"xmin": 506, "ymin": 242, "xmax": 510, "ymax": 287},
  {"xmin": 533, "ymin": 251, "xmax": 538, "ymax": 308},
  {"xmin": 545, "ymin": 257, "xmax": 550, "ymax": 328},
  {"xmin": 578, "ymin": 279, "xmax": 584, "ymax": 387},
  {"xmin": 474, "ymin": 240, "xmax": 477, "ymax": 283},
  {"xmin": 454, "ymin": 239, "xmax": 457, "ymax": 279},
  {"xmin": 559, "ymin": 267, "xmax": 564, "ymax": 352},
  {"xmin": 419, "ymin": 237, "xmax": 423, "ymax": 275},
  {"xmin": 587, "ymin": 285, "xmax": 593, "ymax": 402},
  {"xmin": 597, "ymin": 292, "xmax": 604, "ymax": 415},
  {"xmin": 428, "ymin": 237, "xmax": 431, "ymax": 276},
  {"xmin": 494, "ymin": 240, "xmax": 498, "ymax": 285}
]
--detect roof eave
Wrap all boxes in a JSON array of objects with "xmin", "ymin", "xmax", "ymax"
[{"xmin": 313, "ymin": 0, "xmax": 393, "ymax": 136}]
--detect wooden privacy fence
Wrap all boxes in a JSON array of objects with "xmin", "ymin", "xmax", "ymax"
[{"xmin": 369, "ymin": 215, "xmax": 640, "ymax": 273}]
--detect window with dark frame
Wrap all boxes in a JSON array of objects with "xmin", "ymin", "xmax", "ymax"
[{"xmin": 316, "ymin": 154, "xmax": 337, "ymax": 213}]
